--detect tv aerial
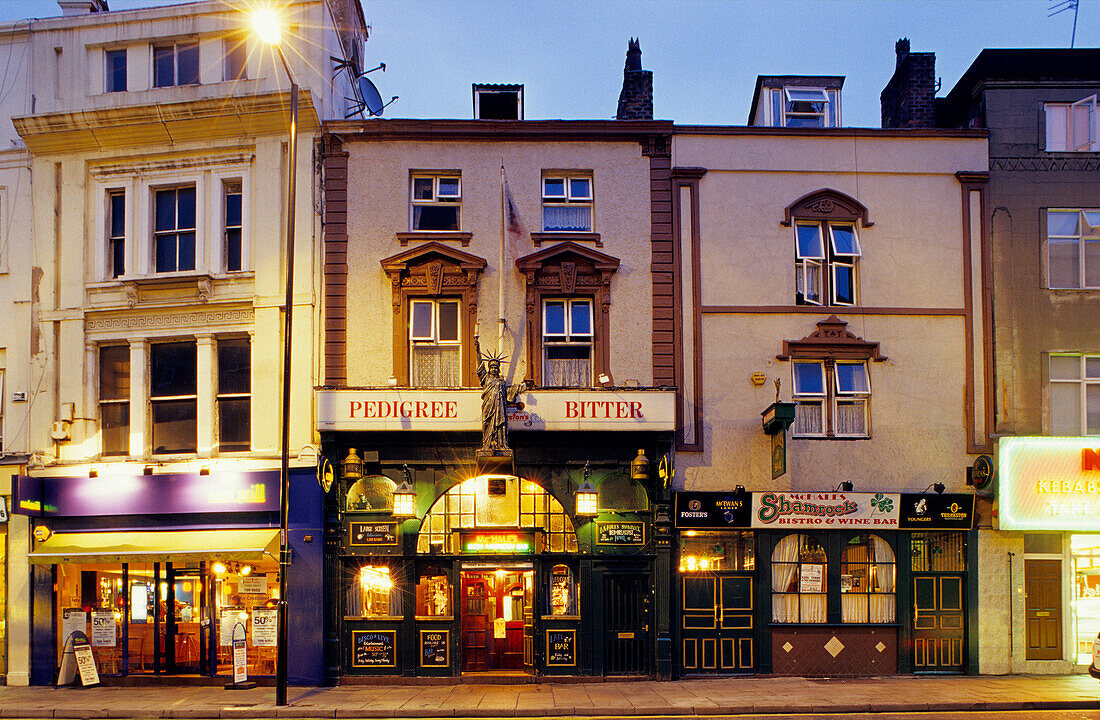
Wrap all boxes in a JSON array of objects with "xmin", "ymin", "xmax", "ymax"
[{"xmin": 333, "ymin": 58, "xmax": 398, "ymax": 118}]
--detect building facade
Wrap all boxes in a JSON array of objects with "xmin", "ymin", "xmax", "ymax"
[
  {"xmin": 0, "ymin": 0, "xmax": 367, "ymax": 684},
  {"xmin": 667, "ymin": 72, "xmax": 989, "ymax": 675},
  {"xmin": 924, "ymin": 48, "xmax": 1100, "ymax": 675},
  {"xmin": 315, "ymin": 50, "xmax": 685, "ymax": 679}
]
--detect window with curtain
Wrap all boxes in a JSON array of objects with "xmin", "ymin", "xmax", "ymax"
[
  {"xmin": 792, "ymin": 359, "xmax": 870, "ymax": 438},
  {"xmin": 542, "ymin": 176, "xmax": 592, "ymax": 232},
  {"xmin": 772, "ymin": 533, "xmax": 827, "ymax": 623},
  {"xmin": 409, "ymin": 298, "xmax": 461, "ymax": 387},
  {"xmin": 840, "ymin": 534, "xmax": 896, "ymax": 623},
  {"xmin": 542, "ymin": 298, "xmax": 593, "ymax": 387}
]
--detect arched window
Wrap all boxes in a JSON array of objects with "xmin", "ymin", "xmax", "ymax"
[
  {"xmin": 772, "ymin": 533, "xmax": 827, "ymax": 623},
  {"xmin": 345, "ymin": 475, "xmax": 396, "ymax": 512},
  {"xmin": 782, "ymin": 189, "xmax": 872, "ymax": 307},
  {"xmin": 416, "ymin": 477, "xmax": 578, "ymax": 554},
  {"xmin": 840, "ymin": 534, "xmax": 896, "ymax": 623}
]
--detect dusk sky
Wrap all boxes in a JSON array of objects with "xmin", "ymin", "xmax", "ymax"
[{"xmin": 0, "ymin": 0, "xmax": 1095, "ymax": 127}]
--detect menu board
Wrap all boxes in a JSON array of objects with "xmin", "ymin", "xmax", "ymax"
[
  {"xmin": 349, "ymin": 522, "xmax": 398, "ymax": 546},
  {"xmin": 352, "ymin": 630, "xmax": 396, "ymax": 667},
  {"xmin": 546, "ymin": 629, "xmax": 576, "ymax": 667},
  {"xmin": 597, "ymin": 522, "xmax": 644, "ymax": 545},
  {"xmin": 420, "ymin": 630, "xmax": 449, "ymax": 667},
  {"xmin": 90, "ymin": 611, "xmax": 116, "ymax": 647}
]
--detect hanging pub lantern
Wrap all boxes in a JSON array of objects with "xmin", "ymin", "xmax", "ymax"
[
  {"xmin": 392, "ymin": 480, "xmax": 418, "ymax": 518},
  {"xmin": 342, "ymin": 448, "xmax": 363, "ymax": 481},
  {"xmin": 630, "ymin": 448, "xmax": 650, "ymax": 481}
]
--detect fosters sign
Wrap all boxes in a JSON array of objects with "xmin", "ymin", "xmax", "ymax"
[
  {"xmin": 999, "ymin": 436, "xmax": 1100, "ymax": 531},
  {"xmin": 316, "ymin": 389, "xmax": 675, "ymax": 432}
]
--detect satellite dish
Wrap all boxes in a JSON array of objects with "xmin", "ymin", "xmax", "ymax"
[{"xmin": 358, "ymin": 75, "xmax": 385, "ymax": 116}]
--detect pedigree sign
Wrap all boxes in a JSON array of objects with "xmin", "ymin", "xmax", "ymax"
[
  {"xmin": 315, "ymin": 389, "xmax": 675, "ymax": 432},
  {"xmin": 998, "ymin": 436, "xmax": 1100, "ymax": 531}
]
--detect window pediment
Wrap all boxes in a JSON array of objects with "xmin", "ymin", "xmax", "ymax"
[
  {"xmin": 778, "ymin": 315, "xmax": 886, "ymax": 361},
  {"xmin": 515, "ymin": 241, "xmax": 620, "ymax": 293},
  {"xmin": 782, "ymin": 188, "xmax": 873, "ymax": 227},
  {"xmin": 381, "ymin": 242, "xmax": 486, "ymax": 295}
]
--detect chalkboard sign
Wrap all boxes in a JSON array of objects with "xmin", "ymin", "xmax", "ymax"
[
  {"xmin": 546, "ymin": 629, "xmax": 576, "ymax": 667},
  {"xmin": 597, "ymin": 522, "xmax": 644, "ymax": 545},
  {"xmin": 419, "ymin": 629, "xmax": 449, "ymax": 667},
  {"xmin": 351, "ymin": 630, "xmax": 396, "ymax": 667},
  {"xmin": 349, "ymin": 522, "xmax": 398, "ymax": 546}
]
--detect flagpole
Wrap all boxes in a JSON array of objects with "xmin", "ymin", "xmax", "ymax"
[{"xmin": 498, "ymin": 162, "xmax": 506, "ymax": 356}]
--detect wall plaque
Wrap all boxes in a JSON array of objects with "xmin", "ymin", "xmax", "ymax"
[
  {"xmin": 597, "ymin": 522, "xmax": 644, "ymax": 545},
  {"xmin": 349, "ymin": 522, "xmax": 399, "ymax": 546},
  {"xmin": 352, "ymin": 630, "xmax": 396, "ymax": 668}
]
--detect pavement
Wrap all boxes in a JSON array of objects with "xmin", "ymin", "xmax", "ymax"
[{"xmin": 3, "ymin": 674, "xmax": 1100, "ymax": 718}]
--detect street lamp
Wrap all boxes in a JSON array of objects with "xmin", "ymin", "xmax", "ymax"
[{"xmin": 251, "ymin": 4, "xmax": 297, "ymax": 707}]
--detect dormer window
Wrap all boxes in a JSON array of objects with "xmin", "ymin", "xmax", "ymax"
[
  {"xmin": 473, "ymin": 84, "xmax": 523, "ymax": 120},
  {"xmin": 772, "ymin": 87, "xmax": 839, "ymax": 128}
]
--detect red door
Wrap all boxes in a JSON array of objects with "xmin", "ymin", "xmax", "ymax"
[{"xmin": 1025, "ymin": 560, "xmax": 1062, "ymax": 660}]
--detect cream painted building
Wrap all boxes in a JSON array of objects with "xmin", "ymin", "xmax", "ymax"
[
  {"xmin": 667, "ymin": 77, "xmax": 991, "ymax": 676},
  {"xmin": 0, "ymin": 0, "xmax": 366, "ymax": 685}
]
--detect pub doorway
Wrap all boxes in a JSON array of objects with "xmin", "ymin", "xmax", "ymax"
[{"xmin": 460, "ymin": 563, "xmax": 534, "ymax": 673}]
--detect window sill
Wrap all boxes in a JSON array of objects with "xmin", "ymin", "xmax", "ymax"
[
  {"xmin": 791, "ymin": 435, "xmax": 870, "ymax": 441},
  {"xmin": 415, "ymin": 615, "xmax": 454, "ymax": 622},
  {"xmin": 531, "ymin": 231, "xmax": 601, "ymax": 247},
  {"xmin": 345, "ymin": 615, "xmax": 404, "ymax": 622},
  {"xmin": 397, "ymin": 231, "xmax": 472, "ymax": 247},
  {"xmin": 768, "ymin": 622, "xmax": 901, "ymax": 628}
]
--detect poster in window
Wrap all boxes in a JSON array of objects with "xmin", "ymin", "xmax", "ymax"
[
  {"xmin": 799, "ymin": 564, "xmax": 824, "ymax": 593},
  {"xmin": 90, "ymin": 611, "xmax": 116, "ymax": 647},
  {"xmin": 239, "ymin": 575, "xmax": 268, "ymax": 594},
  {"xmin": 62, "ymin": 609, "xmax": 87, "ymax": 644},
  {"xmin": 252, "ymin": 608, "xmax": 278, "ymax": 647}
]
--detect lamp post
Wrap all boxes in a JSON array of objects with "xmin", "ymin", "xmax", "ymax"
[{"xmin": 252, "ymin": 7, "xmax": 296, "ymax": 707}]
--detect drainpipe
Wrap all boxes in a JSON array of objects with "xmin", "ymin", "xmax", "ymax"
[{"xmin": 1008, "ymin": 551, "xmax": 1015, "ymax": 665}]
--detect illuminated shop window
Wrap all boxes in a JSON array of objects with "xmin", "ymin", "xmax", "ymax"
[
  {"xmin": 346, "ymin": 564, "xmax": 400, "ymax": 618},
  {"xmin": 547, "ymin": 564, "xmax": 578, "ymax": 615},
  {"xmin": 679, "ymin": 531, "xmax": 754, "ymax": 573},
  {"xmin": 416, "ymin": 569, "xmax": 451, "ymax": 616},
  {"xmin": 416, "ymin": 477, "xmax": 577, "ymax": 554}
]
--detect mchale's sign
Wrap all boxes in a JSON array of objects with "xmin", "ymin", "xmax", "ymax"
[{"xmin": 317, "ymin": 389, "xmax": 675, "ymax": 432}]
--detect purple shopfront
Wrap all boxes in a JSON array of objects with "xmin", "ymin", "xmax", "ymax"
[{"xmin": 12, "ymin": 466, "xmax": 323, "ymax": 685}]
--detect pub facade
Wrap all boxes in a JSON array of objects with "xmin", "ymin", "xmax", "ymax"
[
  {"xmin": 663, "ymin": 74, "xmax": 991, "ymax": 676},
  {"xmin": 317, "ymin": 50, "xmax": 678, "ymax": 679}
]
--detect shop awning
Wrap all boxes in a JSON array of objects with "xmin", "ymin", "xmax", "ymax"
[{"xmin": 28, "ymin": 528, "xmax": 280, "ymax": 565}]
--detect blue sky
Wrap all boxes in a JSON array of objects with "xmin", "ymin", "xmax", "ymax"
[{"xmin": 0, "ymin": 0, "xmax": 1096, "ymax": 127}]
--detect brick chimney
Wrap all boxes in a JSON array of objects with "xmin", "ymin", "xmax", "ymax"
[
  {"xmin": 616, "ymin": 38, "xmax": 653, "ymax": 120},
  {"xmin": 880, "ymin": 38, "xmax": 937, "ymax": 128}
]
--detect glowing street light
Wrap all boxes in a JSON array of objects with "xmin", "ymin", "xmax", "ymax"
[{"xmin": 250, "ymin": 2, "xmax": 297, "ymax": 708}]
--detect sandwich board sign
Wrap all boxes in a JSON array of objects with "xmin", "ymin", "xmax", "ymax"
[{"xmin": 57, "ymin": 630, "xmax": 100, "ymax": 688}]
